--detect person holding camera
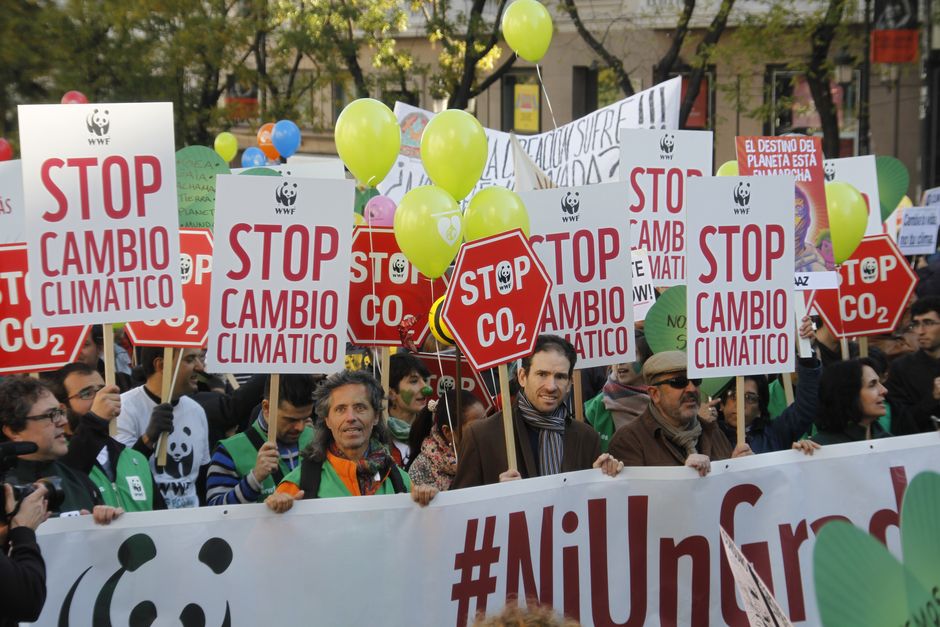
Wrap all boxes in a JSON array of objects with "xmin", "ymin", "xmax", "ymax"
[
  {"xmin": 0, "ymin": 376, "xmax": 123, "ymax": 524},
  {"xmin": 1, "ymin": 481, "xmax": 49, "ymax": 626}
]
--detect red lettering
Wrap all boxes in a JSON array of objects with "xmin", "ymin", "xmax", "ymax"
[
  {"xmin": 102, "ymin": 156, "xmax": 131, "ymax": 218},
  {"xmin": 227, "ymin": 224, "xmax": 252, "ymax": 280},
  {"xmin": 67, "ymin": 157, "xmax": 97, "ymax": 220},
  {"xmin": 40, "ymin": 159, "xmax": 68, "ymax": 222},
  {"xmin": 588, "ymin": 496, "xmax": 647, "ymax": 627},
  {"xmin": 659, "ymin": 535, "xmax": 710, "ymax": 627},
  {"xmin": 698, "ymin": 226, "xmax": 718, "ymax": 283},
  {"xmin": 134, "ymin": 155, "xmax": 161, "ymax": 216}
]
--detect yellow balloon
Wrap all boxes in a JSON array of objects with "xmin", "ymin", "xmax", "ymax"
[
  {"xmin": 898, "ymin": 195, "xmax": 913, "ymax": 209},
  {"xmin": 501, "ymin": 0, "xmax": 553, "ymax": 63},
  {"xmin": 428, "ymin": 295, "xmax": 455, "ymax": 346},
  {"xmin": 824, "ymin": 182, "xmax": 868, "ymax": 264},
  {"xmin": 464, "ymin": 187, "xmax": 530, "ymax": 241},
  {"xmin": 334, "ymin": 98, "xmax": 401, "ymax": 187},
  {"xmin": 214, "ymin": 132, "xmax": 238, "ymax": 162},
  {"xmin": 394, "ymin": 186, "xmax": 462, "ymax": 279},
  {"xmin": 420, "ymin": 110, "xmax": 487, "ymax": 201},
  {"xmin": 716, "ymin": 160, "xmax": 739, "ymax": 177}
]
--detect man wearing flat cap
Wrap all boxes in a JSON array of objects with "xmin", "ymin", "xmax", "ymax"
[{"xmin": 608, "ymin": 350, "xmax": 746, "ymax": 476}]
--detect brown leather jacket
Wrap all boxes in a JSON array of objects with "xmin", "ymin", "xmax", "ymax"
[{"xmin": 608, "ymin": 407, "xmax": 733, "ymax": 467}]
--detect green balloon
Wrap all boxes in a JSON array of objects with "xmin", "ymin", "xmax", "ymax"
[
  {"xmin": 643, "ymin": 285, "xmax": 731, "ymax": 398},
  {"xmin": 238, "ymin": 167, "xmax": 280, "ymax": 177},
  {"xmin": 175, "ymin": 145, "xmax": 230, "ymax": 230}
]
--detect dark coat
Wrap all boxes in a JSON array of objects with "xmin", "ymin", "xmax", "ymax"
[
  {"xmin": 608, "ymin": 407, "xmax": 734, "ymax": 467},
  {"xmin": 451, "ymin": 403, "xmax": 601, "ymax": 489},
  {"xmin": 886, "ymin": 349, "xmax": 940, "ymax": 434}
]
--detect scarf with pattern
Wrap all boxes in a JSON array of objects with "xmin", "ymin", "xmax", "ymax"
[
  {"xmin": 517, "ymin": 391, "xmax": 566, "ymax": 476},
  {"xmin": 328, "ymin": 438, "xmax": 396, "ymax": 496}
]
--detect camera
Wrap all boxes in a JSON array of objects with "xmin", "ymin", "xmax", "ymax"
[{"xmin": 1, "ymin": 441, "xmax": 65, "ymax": 521}]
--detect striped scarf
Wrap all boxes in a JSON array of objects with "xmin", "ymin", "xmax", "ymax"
[{"xmin": 517, "ymin": 391, "xmax": 566, "ymax": 476}]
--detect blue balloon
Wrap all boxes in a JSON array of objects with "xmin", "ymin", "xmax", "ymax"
[
  {"xmin": 241, "ymin": 147, "xmax": 267, "ymax": 168},
  {"xmin": 272, "ymin": 120, "xmax": 301, "ymax": 158}
]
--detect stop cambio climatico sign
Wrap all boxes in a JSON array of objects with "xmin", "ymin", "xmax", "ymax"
[
  {"xmin": 18, "ymin": 102, "xmax": 183, "ymax": 327},
  {"xmin": 206, "ymin": 175, "xmax": 354, "ymax": 374}
]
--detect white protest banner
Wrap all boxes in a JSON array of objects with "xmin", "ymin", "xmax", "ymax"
[
  {"xmin": 0, "ymin": 160, "xmax": 24, "ymax": 244},
  {"xmin": 620, "ymin": 128, "xmax": 712, "ymax": 286},
  {"xmin": 206, "ymin": 175, "xmax": 354, "ymax": 373},
  {"xmin": 897, "ymin": 205, "xmax": 940, "ymax": 255},
  {"xmin": 632, "ymin": 249, "xmax": 656, "ymax": 321},
  {"xmin": 37, "ymin": 434, "xmax": 940, "ymax": 626},
  {"xmin": 524, "ymin": 183, "xmax": 635, "ymax": 367},
  {"xmin": 687, "ymin": 176, "xmax": 795, "ymax": 378},
  {"xmin": 18, "ymin": 102, "xmax": 182, "ymax": 327},
  {"xmin": 824, "ymin": 155, "xmax": 882, "ymax": 235},
  {"xmin": 379, "ymin": 77, "xmax": 681, "ymax": 202}
]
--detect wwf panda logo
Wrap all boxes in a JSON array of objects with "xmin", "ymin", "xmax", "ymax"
[
  {"xmin": 59, "ymin": 533, "xmax": 234, "ymax": 626},
  {"xmin": 824, "ymin": 161, "xmax": 836, "ymax": 182},
  {"xmin": 660, "ymin": 134, "xmax": 675, "ymax": 155},
  {"xmin": 861, "ymin": 257, "xmax": 879, "ymax": 283},
  {"xmin": 732, "ymin": 181, "xmax": 751, "ymax": 209},
  {"xmin": 274, "ymin": 182, "xmax": 298, "ymax": 206},
  {"xmin": 496, "ymin": 261, "xmax": 514, "ymax": 295},
  {"xmin": 86, "ymin": 109, "xmax": 110, "ymax": 136},
  {"xmin": 164, "ymin": 426, "xmax": 194, "ymax": 479},
  {"xmin": 560, "ymin": 191, "xmax": 580, "ymax": 215},
  {"xmin": 437, "ymin": 375, "xmax": 456, "ymax": 397}
]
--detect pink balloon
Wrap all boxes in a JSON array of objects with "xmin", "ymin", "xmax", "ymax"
[
  {"xmin": 364, "ymin": 195, "xmax": 397, "ymax": 226},
  {"xmin": 61, "ymin": 90, "xmax": 89, "ymax": 105},
  {"xmin": 0, "ymin": 138, "xmax": 12, "ymax": 162}
]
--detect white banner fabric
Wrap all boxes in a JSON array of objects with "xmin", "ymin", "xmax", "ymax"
[{"xmin": 35, "ymin": 434, "xmax": 940, "ymax": 626}]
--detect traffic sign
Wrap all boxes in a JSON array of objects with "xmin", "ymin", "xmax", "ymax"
[
  {"xmin": 347, "ymin": 227, "xmax": 447, "ymax": 347},
  {"xmin": 416, "ymin": 352, "xmax": 495, "ymax": 412},
  {"xmin": 810, "ymin": 234, "xmax": 917, "ymax": 338},
  {"xmin": 0, "ymin": 243, "xmax": 88, "ymax": 373},
  {"xmin": 441, "ymin": 229, "xmax": 552, "ymax": 372},
  {"xmin": 125, "ymin": 228, "xmax": 214, "ymax": 347}
]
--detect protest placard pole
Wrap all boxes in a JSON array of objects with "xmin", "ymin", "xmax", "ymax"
[
  {"xmin": 454, "ymin": 348, "xmax": 463, "ymax": 426},
  {"xmin": 225, "ymin": 373, "xmax": 240, "ymax": 390},
  {"xmin": 380, "ymin": 348, "xmax": 391, "ymax": 421},
  {"xmin": 859, "ymin": 336, "xmax": 869, "ymax": 358},
  {"xmin": 268, "ymin": 374, "xmax": 280, "ymax": 444},
  {"xmin": 103, "ymin": 325, "xmax": 118, "ymax": 436},
  {"xmin": 498, "ymin": 363, "xmax": 518, "ymax": 472},
  {"xmin": 840, "ymin": 337, "xmax": 850, "ymax": 360},
  {"xmin": 782, "ymin": 374, "xmax": 795, "ymax": 406},
  {"xmin": 794, "ymin": 299, "xmax": 813, "ymax": 358},
  {"xmin": 156, "ymin": 348, "xmax": 182, "ymax": 467},
  {"xmin": 573, "ymin": 371, "xmax": 584, "ymax": 422},
  {"xmin": 736, "ymin": 376, "xmax": 746, "ymax": 447},
  {"xmin": 29, "ymin": 372, "xmax": 39, "ymax": 379}
]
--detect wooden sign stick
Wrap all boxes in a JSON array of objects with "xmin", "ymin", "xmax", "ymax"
[
  {"xmin": 102, "ymin": 325, "xmax": 118, "ymax": 436},
  {"xmin": 858, "ymin": 336, "xmax": 869, "ymax": 358},
  {"xmin": 573, "ymin": 370, "xmax": 584, "ymax": 422},
  {"xmin": 380, "ymin": 347, "xmax": 391, "ymax": 422},
  {"xmin": 267, "ymin": 373, "xmax": 280, "ymax": 443},
  {"xmin": 156, "ymin": 347, "xmax": 183, "ymax": 467},
  {"xmin": 736, "ymin": 375, "xmax": 746, "ymax": 448},
  {"xmin": 781, "ymin": 374, "xmax": 795, "ymax": 407},
  {"xmin": 498, "ymin": 363, "xmax": 518, "ymax": 472}
]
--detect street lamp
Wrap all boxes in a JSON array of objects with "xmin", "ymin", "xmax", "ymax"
[{"xmin": 834, "ymin": 47, "xmax": 856, "ymax": 87}]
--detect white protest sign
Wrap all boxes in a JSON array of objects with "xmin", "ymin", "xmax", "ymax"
[
  {"xmin": 0, "ymin": 160, "xmax": 24, "ymax": 244},
  {"xmin": 620, "ymin": 128, "xmax": 713, "ymax": 286},
  {"xmin": 18, "ymin": 102, "xmax": 182, "ymax": 327},
  {"xmin": 524, "ymin": 182, "xmax": 635, "ymax": 367},
  {"xmin": 922, "ymin": 185, "xmax": 940, "ymax": 206},
  {"xmin": 687, "ymin": 176, "xmax": 795, "ymax": 378},
  {"xmin": 824, "ymin": 155, "xmax": 881, "ymax": 235},
  {"xmin": 206, "ymin": 175, "xmax": 354, "ymax": 373},
  {"xmin": 719, "ymin": 528, "xmax": 795, "ymax": 627},
  {"xmin": 632, "ymin": 249, "xmax": 656, "ymax": 321},
  {"xmin": 897, "ymin": 206, "xmax": 940, "ymax": 255},
  {"xmin": 379, "ymin": 77, "xmax": 682, "ymax": 202}
]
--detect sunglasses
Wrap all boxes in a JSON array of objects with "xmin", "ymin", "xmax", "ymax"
[{"xmin": 652, "ymin": 375, "xmax": 702, "ymax": 390}]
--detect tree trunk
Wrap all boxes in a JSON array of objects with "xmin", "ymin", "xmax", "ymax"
[
  {"xmin": 679, "ymin": 0, "xmax": 735, "ymax": 127},
  {"xmin": 652, "ymin": 0, "xmax": 696, "ymax": 85},
  {"xmin": 805, "ymin": 0, "xmax": 848, "ymax": 157},
  {"xmin": 561, "ymin": 0, "xmax": 635, "ymax": 96}
]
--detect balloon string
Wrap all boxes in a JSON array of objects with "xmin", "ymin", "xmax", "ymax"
[
  {"xmin": 428, "ymin": 279, "xmax": 458, "ymax": 465},
  {"xmin": 536, "ymin": 64, "xmax": 558, "ymax": 131}
]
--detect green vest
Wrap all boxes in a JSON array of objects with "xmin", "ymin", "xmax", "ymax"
[
  {"xmin": 220, "ymin": 423, "xmax": 314, "ymax": 500},
  {"xmin": 280, "ymin": 461, "xmax": 412, "ymax": 498},
  {"xmin": 584, "ymin": 392, "xmax": 613, "ymax": 453},
  {"xmin": 88, "ymin": 447, "xmax": 155, "ymax": 512}
]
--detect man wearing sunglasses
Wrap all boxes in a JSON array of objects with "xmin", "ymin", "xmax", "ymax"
[
  {"xmin": 45, "ymin": 363, "xmax": 164, "ymax": 511},
  {"xmin": 608, "ymin": 350, "xmax": 741, "ymax": 476},
  {"xmin": 0, "ymin": 376, "xmax": 122, "ymax": 523}
]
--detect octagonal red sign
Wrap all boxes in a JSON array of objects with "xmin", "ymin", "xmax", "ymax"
[
  {"xmin": 347, "ymin": 227, "xmax": 448, "ymax": 347},
  {"xmin": 125, "ymin": 228, "xmax": 214, "ymax": 347},
  {"xmin": 441, "ymin": 229, "xmax": 552, "ymax": 371},
  {"xmin": 0, "ymin": 243, "xmax": 88, "ymax": 373},
  {"xmin": 810, "ymin": 234, "xmax": 918, "ymax": 337}
]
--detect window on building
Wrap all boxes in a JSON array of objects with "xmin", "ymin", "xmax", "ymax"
[
  {"xmin": 501, "ymin": 72, "xmax": 540, "ymax": 133},
  {"xmin": 572, "ymin": 66, "xmax": 622, "ymax": 119},
  {"xmin": 662, "ymin": 67, "xmax": 716, "ymax": 130}
]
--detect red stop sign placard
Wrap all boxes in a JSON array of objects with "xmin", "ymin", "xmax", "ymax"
[
  {"xmin": 0, "ymin": 243, "xmax": 88, "ymax": 373},
  {"xmin": 416, "ymin": 352, "xmax": 495, "ymax": 412},
  {"xmin": 810, "ymin": 234, "xmax": 917, "ymax": 337},
  {"xmin": 442, "ymin": 230, "xmax": 552, "ymax": 371},
  {"xmin": 125, "ymin": 228, "xmax": 213, "ymax": 347},
  {"xmin": 347, "ymin": 227, "xmax": 448, "ymax": 347}
]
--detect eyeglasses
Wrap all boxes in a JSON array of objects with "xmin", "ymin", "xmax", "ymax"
[
  {"xmin": 652, "ymin": 375, "xmax": 702, "ymax": 389},
  {"xmin": 68, "ymin": 385, "xmax": 104, "ymax": 401},
  {"xmin": 24, "ymin": 407, "xmax": 67, "ymax": 424},
  {"xmin": 728, "ymin": 391, "xmax": 760, "ymax": 404},
  {"xmin": 908, "ymin": 319, "xmax": 940, "ymax": 331}
]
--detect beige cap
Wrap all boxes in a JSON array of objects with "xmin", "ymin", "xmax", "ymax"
[{"xmin": 642, "ymin": 350, "xmax": 689, "ymax": 384}]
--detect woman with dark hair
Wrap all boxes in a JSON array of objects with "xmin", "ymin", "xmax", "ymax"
[
  {"xmin": 408, "ymin": 390, "xmax": 486, "ymax": 490},
  {"xmin": 812, "ymin": 358, "xmax": 891, "ymax": 444}
]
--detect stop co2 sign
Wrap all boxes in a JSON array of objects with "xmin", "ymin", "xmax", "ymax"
[
  {"xmin": 810, "ymin": 234, "xmax": 917, "ymax": 337},
  {"xmin": 442, "ymin": 230, "xmax": 552, "ymax": 371}
]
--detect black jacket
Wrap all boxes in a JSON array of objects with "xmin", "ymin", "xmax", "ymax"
[{"xmin": 0, "ymin": 526, "xmax": 46, "ymax": 626}]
